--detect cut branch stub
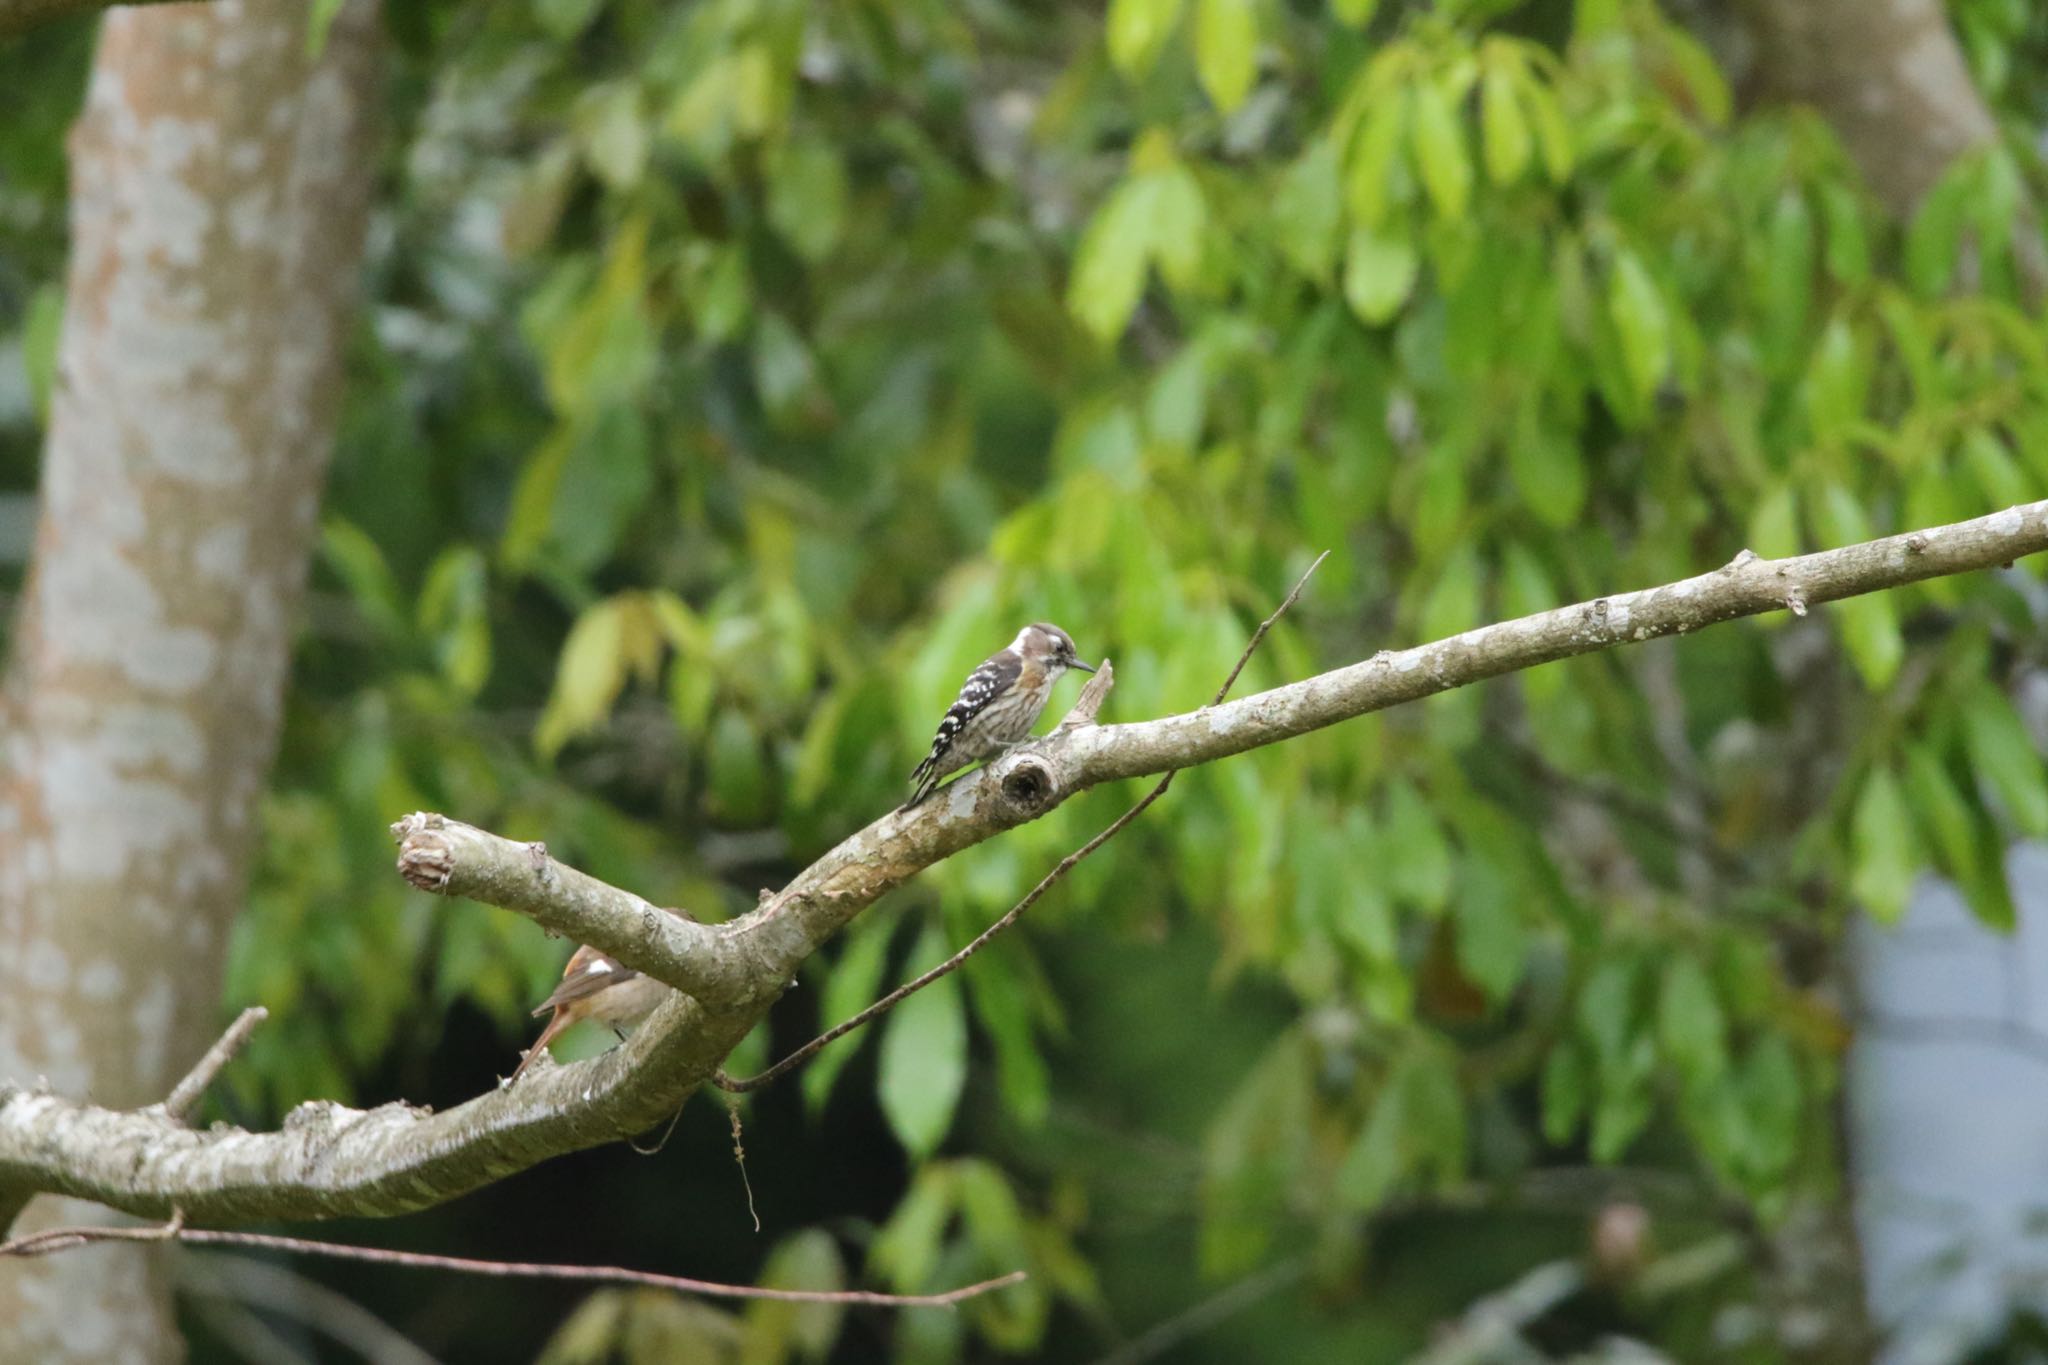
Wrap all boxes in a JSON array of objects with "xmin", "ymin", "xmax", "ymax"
[{"xmin": 1054, "ymin": 659, "xmax": 1116, "ymax": 731}]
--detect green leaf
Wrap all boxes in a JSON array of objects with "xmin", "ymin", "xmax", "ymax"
[
  {"xmin": 1069, "ymin": 180, "xmax": 1155, "ymax": 342},
  {"xmin": 1735, "ymin": 1036, "xmax": 1802, "ymax": 1183},
  {"xmin": 319, "ymin": 520, "xmax": 407, "ymax": 640},
  {"xmin": 1656, "ymin": 956, "xmax": 1726, "ymax": 1087},
  {"xmin": 1963, "ymin": 428, "xmax": 2029, "ymax": 509},
  {"xmin": 803, "ymin": 922, "xmax": 895, "ymax": 1115},
  {"xmin": 1541, "ymin": 1041, "xmax": 1589, "ymax": 1144},
  {"xmin": 1335, "ymin": 1057, "xmax": 1411, "ymax": 1210},
  {"xmin": 1759, "ymin": 191, "xmax": 1814, "ymax": 370},
  {"xmin": 1194, "ymin": 0, "xmax": 1258, "ymax": 114},
  {"xmin": 1965, "ymin": 687, "xmax": 2048, "ymax": 838},
  {"xmin": 534, "ymin": 0, "xmax": 604, "ymax": 40},
  {"xmin": 1850, "ymin": 765, "xmax": 1918, "ymax": 923},
  {"xmin": 1748, "ymin": 483, "xmax": 1800, "ymax": 559},
  {"xmin": 1819, "ymin": 181, "xmax": 1871, "ymax": 284},
  {"xmin": 21, "ymin": 283, "xmax": 61, "ymax": 424},
  {"xmin": 871, "ymin": 1164, "xmax": 959, "ymax": 1292},
  {"xmin": 954, "ymin": 1162, "xmax": 1046, "ymax": 1349},
  {"xmin": 1803, "ymin": 317, "xmax": 1867, "ymax": 445},
  {"xmin": 1578, "ymin": 955, "xmax": 1640, "ymax": 1067},
  {"xmin": 306, "ymin": 0, "xmax": 345, "ymax": 57},
  {"xmin": 1273, "ymin": 139, "xmax": 1345, "ymax": 279},
  {"xmin": 879, "ymin": 927, "xmax": 969, "ymax": 1158},
  {"xmin": 501, "ymin": 425, "xmax": 573, "ymax": 572},
  {"xmin": 1107, "ymin": 0, "xmax": 1187, "ymax": 78},
  {"xmin": 1907, "ymin": 165, "xmax": 1971, "ymax": 295},
  {"xmin": 1149, "ymin": 162, "xmax": 1208, "ymax": 293},
  {"xmin": 1418, "ymin": 545, "xmax": 1481, "ymax": 643},
  {"xmin": 1342, "ymin": 223, "xmax": 1420, "ymax": 325},
  {"xmin": 1404, "ymin": 1044, "xmax": 1467, "ymax": 1185},
  {"xmin": 534, "ymin": 219, "xmax": 655, "ymax": 416},
  {"xmin": 417, "ymin": 546, "xmax": 492, "ymax": 697},
  {"xmin": 1408, "ymin": 78, "xmax": 1472, "ymax": 220},
  {"xmin": 1590, "ymin": 1062, "xmax": 1653, "ymax": 1162},
  {"xmin": 550, "ymin": 403, "xmax": 652, "ymax": 572},
  {"xmin": 535, "ymin": 599, "xmax": 628, "ymax": 759},
  {"xmin": 1518, "ymin": 75, "xmax": 1574, "ymax": 182},
  {"xmin": 1480, "ymin": 54, "xmax": 1531, "ymax": 185},
  {"xmin": 1607, "ymin": 249, "xmax": 1671, "ymax": 405},
  {"xmin": 706, "ymin": 710, "xmax": 771, "ymax": 825},
  {"xmin": 1453, "ymin": 855, "xmax": 1527, "ymax": 1004},
  {"xmin": 1905, "ymin": 743, "xmax": 1976, "ymax": 882},
  {"xmin": 752, "ymin": 311, "xmax": 822, "ymax": 424},
  {"xmin": 1345, "ymin": 87, "xmax": 1409, "ymax": 227},
  {"xmin": 1202, "ymin": 1031, "xmax": 1312, "ymax": 1271},
  {"xmin": 962, "ymin": 952, "xmax": 1053, "ymax": 1126},
  {"xmin": 1331, "ymin": 0, "xmax": 1378, "ymax": 26},
  {"xmin": 742, "ymin": 1230, "xmax": 846, "ymax": 1365},
  {"xmin": 1383, "ymin": 778, "xmax": 1453, "ymax": 913},
  {"xmin": 575, "ymin": 82, "xmax": 648, "ymax": 191},
  {"xmin": 1660, "ymin": 25, "xmax": 1732, "ymax": 124},
  {"xmin": 1509, "ymin": 423, "xmax": 1587, "ymax": 528},
  {"xmin": 1835, "ymin": 593, "xmax": 1903, "ymax": 690},
  {"xmin": 767, "ymin": 140, "xmax": 849, "ymax": 263}
]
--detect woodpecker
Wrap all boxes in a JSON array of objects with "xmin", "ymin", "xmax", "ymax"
[
  {"xmin": 509, "ymin": 943, "xmax": 671, "ymax": 1084},
  {"xmin": 905, "ymin": 622, "xmax": 1096, "ymax": 808}
]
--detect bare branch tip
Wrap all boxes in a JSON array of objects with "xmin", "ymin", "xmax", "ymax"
[{"xmin": 389, "ymin": 811, "xmax": 445, "ymax": 842}]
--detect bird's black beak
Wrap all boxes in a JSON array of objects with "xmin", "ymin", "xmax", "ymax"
[{"xmin": 1070, "ymin": 658, "xmax": 1097, "ymax": 674}]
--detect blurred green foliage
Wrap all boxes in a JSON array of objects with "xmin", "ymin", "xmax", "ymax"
[{"xmin": 6, "ymin": 0, "xmax": 2048, "ymax": 1358}]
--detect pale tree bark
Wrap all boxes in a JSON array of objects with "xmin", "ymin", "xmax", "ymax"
[
  {"xmin": 0, "ymin": 0, "xmax": 187, "ymax": 40},
  {"xmin": 0, "ymin": 1, "xmax": 380, "ymax": 1360},
  {"xmin": 1737, "ymin": 0, "xmax": 1997, "ymax": 215}
]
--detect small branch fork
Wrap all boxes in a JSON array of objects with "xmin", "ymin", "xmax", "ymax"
[
  {"xmin": 712, "ymin": 551, "xmax": 1329, "ymax": 1094},
  {"xmin": 161, "ymin": 1007, "xmax": 267, "ymax": 1124},
  {"xmin": 0, "ymin": 1214, "xmax": 1024, "ymax": 1309}
]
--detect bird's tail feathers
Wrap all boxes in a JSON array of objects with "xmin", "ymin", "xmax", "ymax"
[{"xmin": 510, "ymin": 1011, "xmax": 572, "ymax": 1084}]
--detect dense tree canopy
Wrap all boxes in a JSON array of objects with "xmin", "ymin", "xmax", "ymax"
[{"xmin": 4, "ymin": 0, "xmax": 2048, "ymax": 1359}]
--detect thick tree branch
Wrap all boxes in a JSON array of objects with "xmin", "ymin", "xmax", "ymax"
[
  {"xmin": 2, "ymin": 502, "xmax": 2044, "ymax": 1232},
  {"xmin": 391, "ymin": 816, "xmax": 765, "ymax": 1009}
]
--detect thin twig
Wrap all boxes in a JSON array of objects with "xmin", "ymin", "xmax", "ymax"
[
  {"xmin": 0, "ymin": 1208, "xmax": 185, "ymax": 1258},
  {"xmin": 163, "ymin": 1008, "xmax": 268, "ymax": 1123},
  {"xmin": 0, "ymin": 1216, "xmax": 1023, "ymax": 1308},
  {"xmin": 626, "ymin": 1103, "xmax": 686, "ymax": 1157},
  {"xmin": 714, "ymin": 552, "xmax": 1327, "ymax": 1095}
]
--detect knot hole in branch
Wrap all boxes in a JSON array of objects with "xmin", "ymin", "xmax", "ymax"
[{"xmin": 997, "ymin": 753, "xmax": 1060, "ymax": 815}]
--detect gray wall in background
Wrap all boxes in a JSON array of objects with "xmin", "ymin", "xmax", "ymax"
[{"xmin": 1852, "ymin": 844, "xmax": 2048, "ymax": 1364}]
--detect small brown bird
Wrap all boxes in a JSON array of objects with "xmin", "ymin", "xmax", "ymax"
[
  {"xmin": 905, "ymin": 622, "xmax": 1095, "ymax": 807},
  {"xmin": 510, "ymin": 944, "xmax": 671, "ymax": 1084}
]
